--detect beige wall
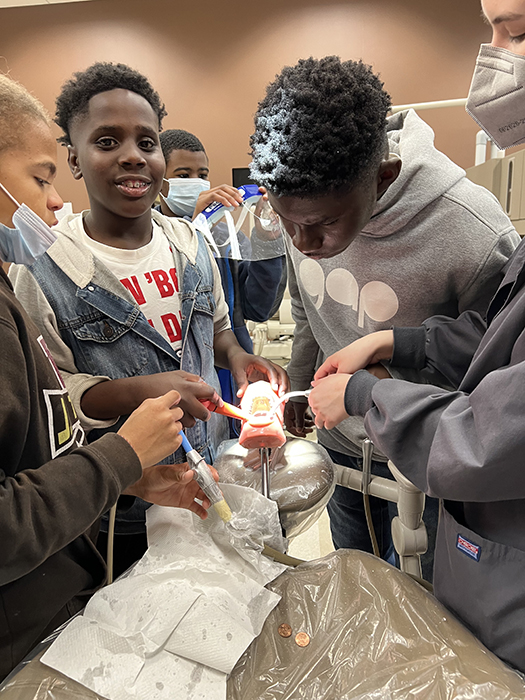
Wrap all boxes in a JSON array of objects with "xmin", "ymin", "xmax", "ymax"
[{"xmin": 1, "ymin": 0, "xmax": 489, "ymax": 211}]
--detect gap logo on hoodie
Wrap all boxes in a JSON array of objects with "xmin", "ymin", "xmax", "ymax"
[{"xmin": 299, "ymin": 258, "xmax": 399, "ymax": 327}]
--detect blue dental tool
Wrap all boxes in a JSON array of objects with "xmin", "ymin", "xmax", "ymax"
[{"xmin": 180, "ymin": 432, "xmax": 232, "ymax": 522}]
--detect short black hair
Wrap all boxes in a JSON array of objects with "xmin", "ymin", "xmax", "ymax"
[
  {"xmin": 55, "ymin": 62, "xmax": 167, "ymax": 145},
  {"xmin": 250, "ymin": 56, "xmax": 391, "ymax": 197},
  {"xmin": 159, "ymin": 129, "xmax": 206, "ymax": 162}
]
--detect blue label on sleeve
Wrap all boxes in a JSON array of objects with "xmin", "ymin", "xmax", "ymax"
[{"xmin": 457, "ymin": 534, "xmax": 481, "ymax": 561}]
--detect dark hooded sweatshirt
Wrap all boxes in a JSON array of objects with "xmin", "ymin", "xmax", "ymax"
[{"xmin": 0, "ymin": 268, "xmax": 141, "ymax": 679}]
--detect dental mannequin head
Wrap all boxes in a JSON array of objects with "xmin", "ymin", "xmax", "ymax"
[
  {"xmin": 0, "ymin": 75, "xmax": 62, "ymax": 228},
  {"xmin": 250, "ymin": 56, "xmax": 400, "ymax": 259}
]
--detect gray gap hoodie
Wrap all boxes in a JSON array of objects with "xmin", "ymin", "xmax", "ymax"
[{"xmin": 286, "ymin": 109, "xmax": 519, "ymax": 460}]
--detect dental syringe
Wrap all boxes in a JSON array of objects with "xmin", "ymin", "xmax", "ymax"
[{"xmin": 179, "ymin": 432, "xmax": 232, "ymax": 523}]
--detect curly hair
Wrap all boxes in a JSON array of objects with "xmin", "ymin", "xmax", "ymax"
[
  {"xmin": 159, "ymin": 129, "xmax": 206, "ymax": 162},
  {"xmin": 55, "ymin": 62, "xmax": 167, "ymax": 145},
  {"xmin": 0, "ymin": 74, "xmax": 50, "ymax": 154},
  {"xmin": 250, "ymin": 56, "xmax": 391, "ymax": 196}
]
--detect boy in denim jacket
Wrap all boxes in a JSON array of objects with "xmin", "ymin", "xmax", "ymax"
[{"xmin": 10, "ymin": 62, "xmax": 288, "ymax": 574}]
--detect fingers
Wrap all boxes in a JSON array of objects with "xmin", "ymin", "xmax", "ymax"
[
  {"xmin": 193, "ymin": 186, "xmax": 243, "ymax": 218},
  {"xmin": 179, "ymin": 381, "xmax": 219, "ymax": 422},
  {"xmin": 275, "ymin": 366, "xmax": 291, "ymax": 396},
  {"xmin": 248, "ymin": 357, "xmax": 288, "ymax": 394},
  {"xmin": 308, "ymin": 375, "xmax": 351, "ymax": 432},
  {"xmin": 287, "ymin": 425, "xmax": 308, "ymax": 438},
  {"xmin": 158, "ymin": 389, "xmax": 182, "ymax": 408},
  {"xmin": 283, "ymin": 401, "xmax": 313, "ymax": 437},
  {"xmin": 314, "ymin": 359, "xmax": 338, "ymax": 381},
  {"xmin": 172, "ymin": 405, "xmax": 184, "ymax": 421},
  {"xmin": 283, "ymin": 401, "xmax": 300, "ymax": 434},
  {"xmin": 236, "ymin": 380, "xmax": 249, "ymax": 399},
  {"xmin": 181, "ymin": 398, "xmax": 210, "ymax": 422},
  {"xmin": 262, "ymin": 363, "xmax": 279, "ymax": 392},
  {"xmin": 208, "ymin": 464, "xmax": 219, "ymax": 482},
  {"xmin": 206, "ymin": 185, "xmax": 243, "ymax": 208},
  {"xmin": 180, "ymin": 414, "xmax": 197, "ymax": 428},
  {"xmin": 188, "ymin": 498, "xmax": 210, "ymax": 520},
  {"xmin": 190, "ymin": 381, "xmax": 220, "ymax": 400}
]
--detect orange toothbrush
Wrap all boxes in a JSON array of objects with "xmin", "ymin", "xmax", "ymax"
[{"xmin": 200, "ymin": 398, "xmax": 251, "ymax": 422}]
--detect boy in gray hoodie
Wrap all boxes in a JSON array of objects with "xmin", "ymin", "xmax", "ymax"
[{"xmin": 250, "ymin": 56, "xmax": 519, "ymax": 580}]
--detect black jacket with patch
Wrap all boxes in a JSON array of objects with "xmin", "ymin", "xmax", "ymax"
[{"xmin": 0, "ymin": 268, "xmax": 141, "ymax": 680}]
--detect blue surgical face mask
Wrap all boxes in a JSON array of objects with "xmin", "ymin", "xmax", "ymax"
[
  {"xmin": 161, "ymin": 177, "xmax": 211, "ymax": 218},
  {"xmin": 0, "ymin": 182, "xmax": 57, "ymax": 266}
]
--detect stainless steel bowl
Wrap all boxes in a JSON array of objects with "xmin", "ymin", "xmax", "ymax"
[{"xmin": 215, "ymin": 437, "xmax": 336, "ymax": 539}]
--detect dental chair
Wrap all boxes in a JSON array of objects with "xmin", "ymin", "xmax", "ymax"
[
  {"xmin": 2, "ymin": 547, "xmax": 524, "ymax": 700},
  {"xmin": 2, "ymin": 441, "xmax": 524, "ymax": 699}
]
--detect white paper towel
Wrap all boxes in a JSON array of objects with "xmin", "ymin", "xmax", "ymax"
[{"xmin": 42, "ymin": 484, "xmax": 288, "ymax": 700}]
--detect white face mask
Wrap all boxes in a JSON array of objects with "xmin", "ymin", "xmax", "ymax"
[
  {"xmin": 0, "ymin": 182, "xmax": 57, "ymax": 266},
  {"xmin": 466, "ymin": 43, "xmax": 525, "ymax": 150},
  {"xmin": 161, "ymin": 178, "xmax": 211, "ymax": 218}
]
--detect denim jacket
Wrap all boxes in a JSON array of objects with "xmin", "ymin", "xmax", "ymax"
[{"xmin": 10, "ymin": 211, "xmax": 230, "ymax": 532}]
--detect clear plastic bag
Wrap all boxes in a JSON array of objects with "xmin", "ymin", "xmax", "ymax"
[
  {"xmin": 3, "ymin": 550, "xmax": 525, "ymax": 699},
  {"xmin": 228, "ymin": 550, "xmax": 525, "ymax": 700}
]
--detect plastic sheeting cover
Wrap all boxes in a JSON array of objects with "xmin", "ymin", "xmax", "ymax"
[
  {"xmin": 228, "ymin": 550, "xmax": 525, "ymax": 700},
  {"xmin": 3, "ymin": 550, "xmax": 525, "ymax": 699}
]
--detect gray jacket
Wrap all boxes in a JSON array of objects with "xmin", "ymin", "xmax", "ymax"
[
  {"xmin": 345, "ymin": 239, "xmax": 525, "ymax": 673},
  {"xmin": 286, "ymin": 109, "xmax": 520, "ymax": 459}
]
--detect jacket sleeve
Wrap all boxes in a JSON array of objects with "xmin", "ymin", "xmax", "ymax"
[
  {"xmin": 9, "ymin": 263, "xmax": 117, "ymax": 432},
  {"xmin": 345, "ymin": 345, "xmax": 525, "ymax": 503},
  {"xmin": 364, "ymin": 356, "xmax": 525, "ymax": 502},
  {"xmin": 1, "ymin": 434, "xmax": 141, "ymax": 585},
  {"xmin": 0, "ymin": 319, "xmax": 142, "ymax": 584},
  {"xmin": 456, "ymin": 225, "xmax": 519, "ymax": 315},
  {"xmin": 286, "ymin": 257, "xmax": 320, "ymax": 392},
  {"xmin": 392, "ymin": 310, "xmax": 487, "ymax": 389},
  {"xmin": 237, "ymin": 257, "xmax": 285, "ymax": 323}
]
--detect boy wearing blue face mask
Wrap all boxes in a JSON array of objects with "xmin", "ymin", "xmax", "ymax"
[
  {"xmin": 10, "ymin": 63, "xmax": 289, "ymax": 577},
  {"xmin": 158, "ymin": 129, "xmax": 286, "ymax": 407},
  {"xmin": 307, "ymin": 0, "xmax": 525, "ymax": 672},
  {"xmin": 158, "ymin": 130, "xmax": 286, "ymax": 346}
]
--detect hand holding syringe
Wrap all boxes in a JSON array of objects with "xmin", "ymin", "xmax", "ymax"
[{"xmin": 179, "ymin": 432, "xmax": 233, "ymax": 523}]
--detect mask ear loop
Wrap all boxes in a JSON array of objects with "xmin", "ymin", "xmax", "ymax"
[{"xmin": 0, "ymin": 182, "xmax": 21, "ymax": 208}]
